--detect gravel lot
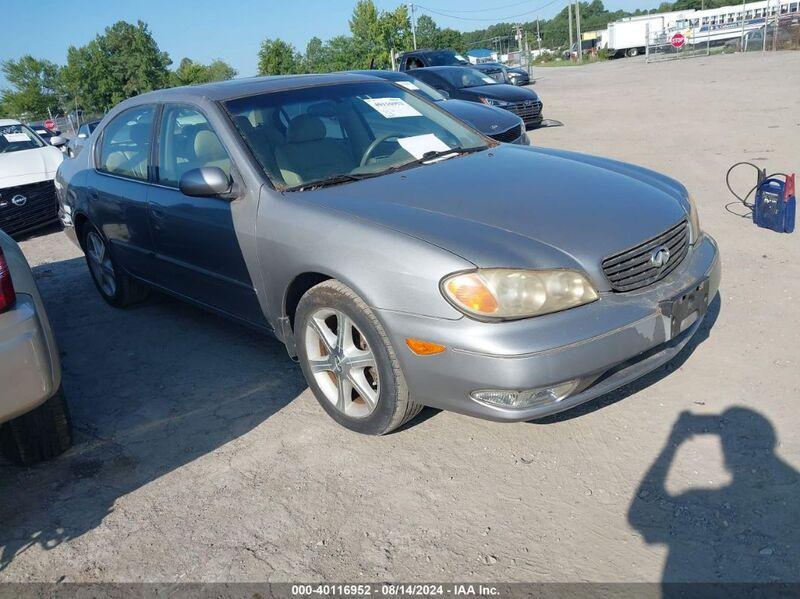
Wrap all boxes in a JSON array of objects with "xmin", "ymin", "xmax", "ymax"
[{"xmin": 1, "ymin": 51, "xmax": 798, "ymax": 583}]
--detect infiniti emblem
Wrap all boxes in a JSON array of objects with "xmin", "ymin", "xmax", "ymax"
[
  {"xmin": 650, "ymin": 246, "xmax": 671, "ymax": 268},
  {"xmin": 11, "ymin": 194, "xmax": 27, "ymax": 207}
]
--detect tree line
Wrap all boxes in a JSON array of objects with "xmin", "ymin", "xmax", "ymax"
[{"xmin": 2, "ymin": 0, "xmax": 722, "ymax": 120}]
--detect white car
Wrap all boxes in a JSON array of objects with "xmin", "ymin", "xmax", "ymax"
[
  {"xmin": 0, "ymin": 229, "xmax": 71, "ymax": 464},
  {"xmin": 0, "ymin": 119, "xmax": 65, "ymax": 237}
]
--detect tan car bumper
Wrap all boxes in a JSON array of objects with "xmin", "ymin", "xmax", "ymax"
[{"xmin": 0, "ymin": 293, "xmax": 61, "ymax": 423}]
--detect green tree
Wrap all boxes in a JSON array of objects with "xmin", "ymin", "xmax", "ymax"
[
  {"xmin": 170, "ymin": 58, "xmax": 236, "ymax": 87},
  {"xmin": 346, "ymin": 0, "xmax": 411, "ymax": 69},
  {"xmin": 303, "ymin": 37, "xmax": 329, "ymax": 73},
  {"xmin": 257, "ymin": 38, "xmax": 301, "ymax": 75},
  {"xmin": 60, "ymin": 20, "xmax": 171, "ymax": 113},
  {"xmin": 0, "ymin": 56, "xmax": 61, "ymax": 119},
  {"xmin": 415, "ymin": 15, "xmax": 440, "ymax": 49}
]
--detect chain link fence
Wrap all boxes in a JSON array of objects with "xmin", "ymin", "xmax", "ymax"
[{"xmin": 646, "ymin": 23, "xmax": 710, "ymax": 62}]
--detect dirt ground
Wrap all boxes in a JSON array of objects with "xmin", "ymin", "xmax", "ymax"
[{"xmin": 1, "ymin": 51, "xmax": 799, "ymax": 583}]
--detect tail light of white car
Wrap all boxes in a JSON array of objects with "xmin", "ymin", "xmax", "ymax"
[{"xmin": 0, "ymin": 248, "xmax": 16, "ymax": 312}]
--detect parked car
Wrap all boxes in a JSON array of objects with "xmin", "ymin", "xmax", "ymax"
[
  {"xmin": 0, "ymin": 119, "xmax": 64, "ymax": 237},
  {"xmin": 0, "ymin": 230, "xmax": 72, "ymax": 464},
  {"xmin": 28, "ymin": 121, "xmax": 62, "ymax": 146},
  {"xmin": 56, "ymin": 73, "xmax": 720, "ymax": 435},
  {"xmin": 398, "ymin": 49, "xmax": 507, "ymax": 82},
  {"xmin": 504, "ymin": 65, "xmax": 531, "ymax": 86},
  {"xmin": 409, "ymin": 66, "xmax": 544, "ymax": 128},
  {"xmin": 351, "ymin": 70, "xmax": 528, "ymax": 145},
  {"xmin": 66, "ymin": 120, "xmax": 100, "ymax": 158}
]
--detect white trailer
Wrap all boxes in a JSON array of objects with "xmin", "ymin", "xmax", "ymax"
[{"xmin": 605, "ymin": 11, "xmax": 696, "ymax": 57}]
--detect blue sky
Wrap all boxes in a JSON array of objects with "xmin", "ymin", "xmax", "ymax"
[{"xmin": 1, "ymin": 0, "xmax": 660, "ymax": 89}]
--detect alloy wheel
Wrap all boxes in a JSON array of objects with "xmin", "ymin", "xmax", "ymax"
[
  {"xmin": 86, "ymin": 230, "xmax": 117, "ymax": 297},
  {"xmin": 304, "ymin": 308, "xmax": 380, "ymax": 418}
]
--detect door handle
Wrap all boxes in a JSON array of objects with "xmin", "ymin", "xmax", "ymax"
[{"xmin": 150, "ymin": 207, "xmax": 166, "ymax": 220}]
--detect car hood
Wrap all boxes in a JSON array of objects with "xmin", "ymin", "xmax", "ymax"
[
  {"xmin": 460, "ymin": 84, "xmax": 539, "ymax": 102},
  {"xmin": 439, "ymin": 99, "xmax": 522, "ymax": 133},
  {"xmin": 0, "ymin": 146, "xmax": 63, "ymax": 188},
  {"xmin": 302, "ymin": 144, "xmax": 690, "ymax": 290}
]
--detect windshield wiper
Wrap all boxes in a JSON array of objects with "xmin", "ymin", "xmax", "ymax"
[
  {"xmin": 284, "ymin": 173, "xmax": 376, "ymax": 192},
  {"xmin": 408, "ymin": 146, "xmax": 486, "ymax": 165}
]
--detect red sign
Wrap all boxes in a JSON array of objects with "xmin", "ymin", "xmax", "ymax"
[
  {"xmin": 43, "ymin": 119, "xmax": 56, "ymax": 131},
  {"xmin": 671, "ymin": 32, "xmax": 686, "ymax": 48}
]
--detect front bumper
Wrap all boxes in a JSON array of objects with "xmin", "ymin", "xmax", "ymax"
[
  {"xmin": 377, "ymin": 234, "xmax": 720, "ymax": 422},
  {"xmin": 0, "ymin": 293, "xmax": 61, "ymax": 423}
]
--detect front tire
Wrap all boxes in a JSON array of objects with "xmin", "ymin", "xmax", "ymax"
[
  {"xmin": 83, "ymin": 224, "xmax": 149, "ymax": 308},
  {"xmin": 0, "ymin": 389, "xmax": 72, "ymax": 465},
  {"xmin": 626, "ymin": 47, "xmax": 640, "ymax": 57},
  {"xmin": 295, "ymin": 280, "xmax": 423, "ymax": 435}
]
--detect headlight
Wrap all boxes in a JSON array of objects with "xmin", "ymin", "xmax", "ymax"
[
  {"xmin": 441, "ymin": 268, "xmax": 598, "ymax": 320},
  {"xmin": 686, "ymin": 193, "xmax": 701, "ymax": 244},
  {"xmin": 479, "ymin": 97, "xmax": 510, "ymax": 108}
]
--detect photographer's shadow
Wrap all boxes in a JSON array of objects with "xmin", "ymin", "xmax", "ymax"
[{"xmin": 628, "ymin": 407, "xmax": 800, "ymax": 584}]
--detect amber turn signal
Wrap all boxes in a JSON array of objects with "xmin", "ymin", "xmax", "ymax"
[{"xmin": 405, "ymin": 338, "xmax": 446, "ymax": 355}]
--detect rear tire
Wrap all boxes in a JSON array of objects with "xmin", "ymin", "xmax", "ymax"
[
  {"xmin": 83, "ymin": 224, "xmax": 149, "ymax": 308},
  {"xmin": 296, "ymin": 280, "xmax": 423, "ymax": 435},
  {"xmin": 1, "ymin": 389, "xmax": 72, "ymax": 466},
  {"xmin": 626, "ymin": 47, "xmax": 640, "ymax": 57}
]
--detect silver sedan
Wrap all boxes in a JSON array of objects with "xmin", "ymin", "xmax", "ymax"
[{"xmin": 56, "ymin": 73, "xmax": 720, "ymax": 435}]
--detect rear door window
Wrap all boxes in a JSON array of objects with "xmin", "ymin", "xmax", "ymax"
[{"xmin": 97, "ymin": 106, "xmax": 155, "ymax": 181}]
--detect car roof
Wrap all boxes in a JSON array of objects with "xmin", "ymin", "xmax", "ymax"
[
  {"xmin": 399, "ymin": 49, "xmax": 455, "ymax": 56},
  {"xmin": 131, "ymin": 72, "xmax": 381, "ymax": 104},
  {"xmin": 0, "ymin": 119, "xmax": 22, "ymax": 126},
  {"xmin": 349, "ymin": 70, "xmax": 412, "ymax": 82},
  {"xmin": 409, "ymin": 66, "xmax": 479, "ymax": 75}
]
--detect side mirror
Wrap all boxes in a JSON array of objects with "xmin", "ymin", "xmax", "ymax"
[
  {"xmin": 437, "ymin": 89, "xmax": 450, "ymax": 99},
  {"xmin": 179, "ymin": 167, "xmax": 232, "ymax": 198},
  {"xmin": 49, "ymin": 135, "xmax": 67, "ymax": 147}
]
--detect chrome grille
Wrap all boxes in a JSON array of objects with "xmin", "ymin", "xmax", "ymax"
[
  {"xmin": 489, "ymin": 124, "xmax": 523, "ymax": 143},
  {"xmin": 602, "ymin": 220, "xmax": 689, "ymax": 292},
  {"xmin": 0, "ymin": 180, "xmax": 58, "ymax": 236},
  {"xmin": 507, "ymin": 100, "xmax": 542, "ymax": 122}
]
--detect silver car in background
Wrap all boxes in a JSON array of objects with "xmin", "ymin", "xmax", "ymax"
[
  {"xmin": 56, "ymin": 73, "xmax": 720, "ymax": 435},
  {"xmin": 0, "ymin": 230, "xmax": 71, "ymax": 464}
]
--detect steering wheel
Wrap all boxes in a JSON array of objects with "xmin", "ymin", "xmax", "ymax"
[{"xmin": 360, "ymin": 133, "xmax": 401, "ymax": 167}]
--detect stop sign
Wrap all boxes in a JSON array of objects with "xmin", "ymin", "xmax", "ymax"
[
  {"xmin": 43, "ymin": 119, "xmax": 56, "ymax": 131},
  {"xmin": 671, "ymin": 32, "xmax": 686, "ymax": 48}
]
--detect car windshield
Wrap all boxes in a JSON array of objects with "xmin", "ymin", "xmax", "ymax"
[
  {"xmin": 426, "ymin": 51, "xmax": 470, "ymax": 66},
  {"xmin": 393, "ymin": 78, "xmax": 447, "ymax": 102},
  {"xmin": 439, "ymin": 68, "xmax": 499, "ymax": 89},
  {"xmin": 0, "ymin": 124, "xmax": 45, "ymax": 153},
  {"xmin": 224, "ymin": 80, "xmax": 488, "ymax": 191}
]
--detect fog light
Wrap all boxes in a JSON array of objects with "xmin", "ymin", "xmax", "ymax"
[{"xmin": 470, "ymin": 380, "xmax": 579, "ymax": 409}]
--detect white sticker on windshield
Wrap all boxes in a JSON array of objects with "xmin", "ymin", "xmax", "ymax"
[
  {"xmin": 396, "ymin": 80, "xmax": 420, "ymax": 91},
  {"xmin": 455, "ymin": 54, "xmax": 468, "ymax": 62},
  {"xmin": 362, "ymin": 97, "xmax": 421, "ymax": 118},
  {"xmin": 397, "ymin": 134, "xmax": 451, "ymax": 160},
  {"xmin": 3, "ymin": 133, "xmax": 30, "ymax": 143},
  {"xmin": 481, "ymin": 76, "xmax": 496, "ymax": 84}
]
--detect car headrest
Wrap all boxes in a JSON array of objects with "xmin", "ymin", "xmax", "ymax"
[
  {"xmin": 194, "ymin": 130, "xmax": 227, "ymax": 162},
  {"xmin": 287, "ymin": 114, "xmax": 325, "ymax": 143},
  {"xmin": 307, "ymin": 101, "xmax": 337, "ymax": 118}
]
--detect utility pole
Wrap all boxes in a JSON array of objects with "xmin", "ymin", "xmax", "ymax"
[
  {"xmin": 536, "ymin": 18, "xmax": 542, "ymax": 54},
  {"xmin": 575, "ymin": 0, "xmax": 583, "ymax": 62},
  {"xmin": 763, "ymin": 0, "xmax": 769, "ymax": 51},
  {"xmin": 739, "ymin": 0, "xmax": 746, "ymax": 50},
  {"xmin": 409, "ymin": 3, "xmax": 417, "ymax": 50},
  {"xmin": 568, "ymin": 1, "xmax": 574, "ymax": 61}
]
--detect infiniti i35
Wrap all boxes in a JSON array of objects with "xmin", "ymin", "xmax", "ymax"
[{"xmin": 55, "ymin": 73, "xmax": 720, "ymax": 435}]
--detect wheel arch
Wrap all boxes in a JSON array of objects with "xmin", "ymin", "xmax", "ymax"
[{"xmin": 283, "ymin": 272, "xmax": 333, "ymax": 329}]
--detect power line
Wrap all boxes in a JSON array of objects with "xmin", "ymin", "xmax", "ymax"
[
  {"xmin": 416, "ymin": 0, "xmax": 561, "ymax": 22},
  {"xmin": 414, "ymin": 0, "xmax": 534, "ymax": 13}
]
